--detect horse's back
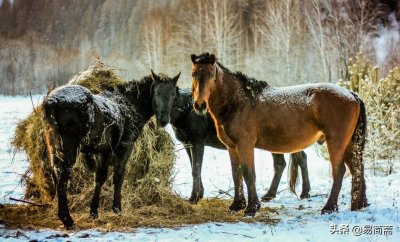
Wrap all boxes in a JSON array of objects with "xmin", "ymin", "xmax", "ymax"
[
  {"xmin": 45, "ymin": 85, "xmax": 92, "ymax": 106},
  {"xmin": 252, "ymin": 83, "xmax": 359, "ymax": 153},
  {"xmin": 262, "ymin": 83, "xmax": 355, "ymax": 106}
]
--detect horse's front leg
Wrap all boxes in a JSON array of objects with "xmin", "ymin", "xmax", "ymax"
[
  {"xmin": 56, "ymin": 162, "xmax": 74, "ymax": 229},
  {"xmin": 228, "ymin": 148, "xmax": 246, "ymax": 212},
  {"xmin": 112, "ymin": 146, "xmax": 133, "ymax": 213},
  {"xmin": 237, "ymin": 143, "xmax": 260, "ymax": 216},
  {"xmin": 90, "ymin": 152, "xmax": 110, "ymax": 219},
  {"xmin": 189, "ymin": 143, "xmax": 205, "ymax": 204},
  {"xmin": 261, "ymin": 153, "xmax": 286, "ymax": 202}
]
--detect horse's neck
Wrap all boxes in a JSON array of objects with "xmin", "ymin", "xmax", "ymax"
[
  {"xmin": 125, "ymin": 80, "xmax": 154, "ymax": 122},
  {"xmin": 208, "ymin": 68, "xmax": 244, "ymax": 122},
  {"xmin": 170, "ymin": 89, "xmax": 192, "ymax": 126}
]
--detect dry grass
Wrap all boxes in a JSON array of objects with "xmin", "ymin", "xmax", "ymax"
[
  {"xmin": 3, "ymin": 62, "xmax": 280, "ymax": 230},
  {"xmin": 0, "ymin": 200, "xmax": 278, "ymax": 231}
]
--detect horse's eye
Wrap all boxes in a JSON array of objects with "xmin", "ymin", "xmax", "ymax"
[
  {"xmin": 192, "ymin": 73, "xmax": 196, "ymax": 77},
  {"xmin": 210, "ymin": 73, "xmax": 215, "ymax": 78}
]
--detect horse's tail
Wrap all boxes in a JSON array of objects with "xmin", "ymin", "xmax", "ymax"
[
  {"xmin": 42, "ymin": 95, "xmax": 63, "ymax": 189},
  {"xmin": 350, "ymin": 92, "xmax": 367, "ymax": 155},
  {"xmin": 43, "ymin": 96, "xmax": 58, "ymax": 132},
  {"xmin": 288, "ymin": 154, "xmax": 299, "ymax": 195},
  {"xmin": 348, "ymin": 91, "xmax": 368, "ymax": 210}
]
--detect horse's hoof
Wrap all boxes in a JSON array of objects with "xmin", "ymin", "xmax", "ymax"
[
  {"xmin": 351, "ymin": 199, "xmax": 369, "ymax": 211},
  {"xmin": 244, "ymin": 202, "xmax": 261, "ymax": 217},
  {"xmin": 229, "ymin": 200, "xmax": 246, "ymax": 212},
  {"xmin": 189, "ymin": 195, "xmax": 202, "ymax": 204},
  {"xmin": 59, "ymin": 213, "xmax": 74, "ymax": 230},
  {"xmin": 62, "ymin": 219, "xmax": 75, "ymax": 230},
  {"xmin": 90, "ymin": 212, "xmax": 99, "ymax": 219},
  {"xmin": 261, "ymin": 194, "xmax": 275, "ymax": 202},
  {"xmin": 300, "ymin": 193, "xmax": 310, "ymax": 199},
  {"xmin": 321, "ymin": 204, "xmax": 338, "ymax": 214},
  {"xmin": 188, "ymin": 198, "xmax": 200, "ymax": 204},
  {"xmin": 243, "ymin": 212, "xmax": 256, "ymax": 218},
  {"xmin": 112, "ymin": 206, "xmax": 121, "ymax": 214},
  {"xmin": 65, "ymin": 224, "xmax": 75, "ymax": 230}
]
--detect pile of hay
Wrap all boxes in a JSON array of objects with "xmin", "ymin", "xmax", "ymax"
[{"xmin": 6, "ymin": 61, "xmax": 277, "ymax": 230}]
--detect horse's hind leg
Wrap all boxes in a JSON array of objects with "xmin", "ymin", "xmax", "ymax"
[
  {"xmin": 297, "ymin": 151, "xmax": 310, "ymax": 199},
  {"xmin": 90, "ymin": 153, "xmax": 110, "ymax": 219},
  {"xmin": 189, "ymin": 143, "xmax": 205, "ymax": 204},
  {"xmin": 261, "ymin": 153, "xmax": 286, "ymax": 202},
  {"xmin": 321, "ymin": 142, "xmax": 346, "ymax": 214},
  {"xmin": 54, "ymin": 155, "xmax": 74, "ymax": 229},
  {"xmin": 228, "ymin": 149, "xmax": 246, "ymax": 212},
  {"xmin": 113, "ymin": 146, "xmax": 133, "ymax": 213}
]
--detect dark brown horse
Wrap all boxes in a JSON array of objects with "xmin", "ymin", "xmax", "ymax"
[{"xmin": 191, "ymin": 53, "xmax": 368, "ymax": 216}]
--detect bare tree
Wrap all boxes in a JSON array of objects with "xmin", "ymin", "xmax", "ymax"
[
  {"xmin": 140, "ymin": 8, "xmax": 166, "ymax": 72},
  {"xmin": 306, "ymin": 0, "xmax": 331, "ymax": 82},
  {"xmin": 251, "ymin": 0, "xmax": 311, "ymax": 85},
  {"xmin": 205, "ymin": 0, "xmax": 241, "ymax": 68}
]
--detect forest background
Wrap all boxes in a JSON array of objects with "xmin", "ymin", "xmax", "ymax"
[{"xmin": 0, "ymin": 0, "xmax": 399, "ymax": 95}]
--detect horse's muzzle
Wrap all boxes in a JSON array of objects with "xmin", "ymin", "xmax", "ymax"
[
  {"xmin": 194, "ymin": 102, "xmax": 207, "ymax": 115},
  {"xmin": 157, "ymin": 118, "xmax": 169, "ymax": 127}
]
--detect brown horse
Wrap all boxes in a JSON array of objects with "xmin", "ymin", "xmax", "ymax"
[{"xmin": 190, "ymin": 53, "xmax": 368, "ymax": 216}]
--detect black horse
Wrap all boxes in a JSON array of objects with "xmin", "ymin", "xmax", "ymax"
[
  {"xmin": 43, "ymin": 70, "xmax": 180, "ymax": 228},
  {"xmin": 152, "ymin": 86, "xmax": 311, "ymax": 204}
]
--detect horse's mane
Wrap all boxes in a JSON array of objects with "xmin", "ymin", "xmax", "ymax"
[
  {"xmin": 217, "ymin": 62, "xmax": 269, "ymax": 103},
  {"xmin": 193, "ymin": 53, "xmax": 269, "ymax": 102},
  {"xmin": 193, "ymin": 52, "xmax": 214, "ymax": 64},
  {"xmin": 126, "ymin": 73, "xmax": 175, "ymax": 90}
]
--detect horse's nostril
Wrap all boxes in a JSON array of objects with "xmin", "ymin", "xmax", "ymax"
[
  {"xmin": 194, "ymin": 102, "xmax": 200, "ymax": 111},
  {"xmin": 193, "ymin": 102, "xmax": 207, "ymax": 115}
]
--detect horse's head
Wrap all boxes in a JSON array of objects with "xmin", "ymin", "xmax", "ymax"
[
  {"xmin": 151, "ymin": 70, "xmax": 180, "ymax": 127},
  {"xmin": 191, "ymin": 53, "xmax": 217, "ymax": 115}
]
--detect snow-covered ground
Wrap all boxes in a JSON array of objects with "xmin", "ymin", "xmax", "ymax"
[{"xmin": 0, "ymin": 95, "xmax": 399, "ymax": 241}]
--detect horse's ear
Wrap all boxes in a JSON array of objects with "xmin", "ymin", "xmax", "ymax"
[
  {"xmin": 191, "ymin": 54, "xmax": 197, "ymax": 64},
  {"xmin": 173, "ymin": 71, "xmax": 181, "ymax": 85},
  {"xmin": 209, "ymin": 54, "xmax": 216, "ymax": 64},
  {"xmin": 151, "ymin": 69, "xmax": 159, "ymax": 82}
]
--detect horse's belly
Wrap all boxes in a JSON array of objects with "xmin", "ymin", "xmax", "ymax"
[{"xmin": 255, "ymin": 129, "xmax": 323, "ymax": 154}]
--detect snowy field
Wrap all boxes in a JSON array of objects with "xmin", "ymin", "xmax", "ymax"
[{"xmin": 0, "ymin": 95, "xmax": 399, "ymax": 242}]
